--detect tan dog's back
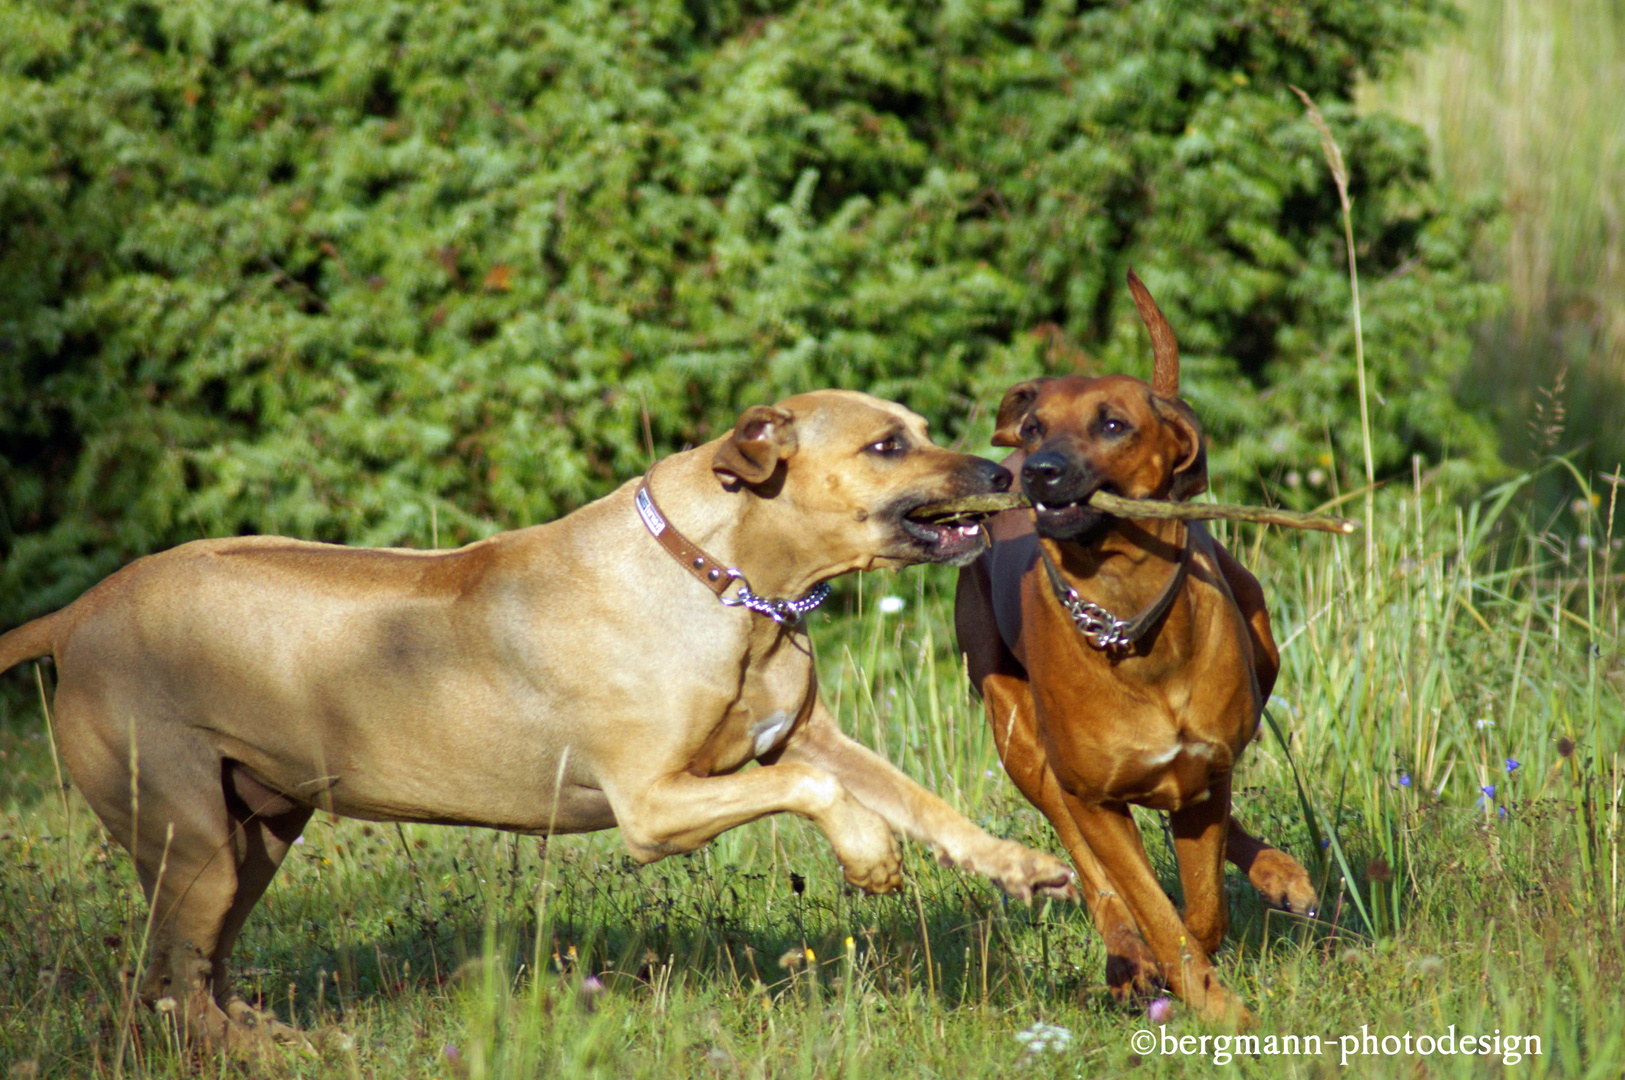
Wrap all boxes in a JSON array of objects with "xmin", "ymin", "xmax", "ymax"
[{"xmin": 0, "ymin": 388, "xmax": 1077, "ymax": 1054}]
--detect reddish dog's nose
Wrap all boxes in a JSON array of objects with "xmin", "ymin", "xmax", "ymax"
[{"xmin": 1021, "ymin": 452, "xmax": 1068, "ymax": 498}]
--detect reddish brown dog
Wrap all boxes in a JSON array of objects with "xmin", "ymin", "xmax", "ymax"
[{"xmin": 955, "ymin": 273, "xmax": 1317, "ymax": 1024}]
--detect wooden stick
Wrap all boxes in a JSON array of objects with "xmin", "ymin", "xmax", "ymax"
[{"xmin": 911, "ymin": 491, "xmax": 1358, "ymax": 534}]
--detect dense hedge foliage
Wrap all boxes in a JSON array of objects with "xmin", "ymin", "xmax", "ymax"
[{"xmin": 0, "ymin": 0, "xmax": 1498, "ymax": 623}]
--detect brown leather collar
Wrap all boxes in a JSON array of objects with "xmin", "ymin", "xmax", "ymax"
[
  {"xmin": 1038, "ymin": 524, "xmax": 1192, "ymax": 655},
  {"xmin": 634, "ymin": 467, "xmax": 832, "ymax": 624}
]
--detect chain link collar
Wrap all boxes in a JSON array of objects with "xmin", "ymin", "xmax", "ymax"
[
  {"xmin": 1037, "ymin": 528, "xmax": 1192, "ymax": 656},
  {"xmin": 722, "ymin": 579, "xmax": 832, "ymax": 624},
  {"xmin": 636, "ymin": 469, "xmax": 832, "ymax": 627},
  {"xmin": 1050, "ymin": 586, "xmax": 1138, "ymax": 654}
]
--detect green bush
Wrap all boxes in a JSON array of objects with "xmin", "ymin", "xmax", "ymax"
[{"xmin": 0, "ymin": 0, "xmax": 1497, "ymax": 624}]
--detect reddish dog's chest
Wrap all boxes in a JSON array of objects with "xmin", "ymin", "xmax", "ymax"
[{"xmin": 1020, "ymin": 550, "xmax": 1258, "ymax": 813}]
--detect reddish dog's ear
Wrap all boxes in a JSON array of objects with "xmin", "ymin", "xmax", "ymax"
[
  {"xmin": 1154, "ymin": 397, "xmax": 1208, "ymax": 501},
  {"xmin": 991, "ymin": 379, "xmax": 1049, "ymax": 448},
  {"xmin": 713, "ymin": 405, "xmax": 797, "ymax": 487}
]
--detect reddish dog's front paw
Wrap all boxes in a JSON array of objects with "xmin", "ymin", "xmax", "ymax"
[
  {"xmin": 1184, "ymin": 969, "xmax": 1254, "ymax": 1028},
  {"xmin": 1247, "ymin": 848, "xmax": 1318, "ymax": 916},
  {"xmin": 1105, "ymin": 927, "xmax": 1163, "ymax": 1004}
]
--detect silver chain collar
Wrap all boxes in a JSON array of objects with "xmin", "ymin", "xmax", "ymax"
[
  {"xmin": 1036, "ymin": 528, "xmax": 1191, "ymax": 657},
  {"xmin": 1052, "ymin": 587, "xmax": 1135, "ymax": 654},
  {"xmin": 721, "ymin": 577, "xmax": 832, "ymax": 625}
]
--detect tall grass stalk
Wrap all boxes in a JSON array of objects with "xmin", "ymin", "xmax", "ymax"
[
  {"xmin": 1361, "ymin": 0, "xmax": 1625, "ymax": 472},
  {"xmin": 1365, "ymin": 0, "xmax": 1625, "ymax": 356},
  {"xmin": 1293, "ymin": 86, "xmax": 1377, "ymax": 584}
]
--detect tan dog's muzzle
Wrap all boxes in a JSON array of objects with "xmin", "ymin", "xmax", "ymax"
[{"xmin": 890, "ymin": 453, "xmax": 1012, "ymax": 565}]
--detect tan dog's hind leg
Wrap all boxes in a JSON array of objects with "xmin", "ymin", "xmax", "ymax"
[
  {"xmin": 615, "ymin": 763, "xmax": 904, "ymax": 893},
  {"xmin": 980, "ymin": 675, "xmax": 1161, "ymax": 999},
  {"xmin": 1059, "ymin": 793, "xmax": 1251, "ymax": 1026},
  {"xmin": 55, "ymin": 689, "xmax": 300, "ymax": 1056},
  {"xmin": 774, "ymin": 700, "xmax": 1075, "ymax": 901},
  {"xmin": 212, "ymin": 764, "xmax": 314, "ymax": 1045}
]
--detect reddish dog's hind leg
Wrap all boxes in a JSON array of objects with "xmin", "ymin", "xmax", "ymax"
[{"xmin": 1226, "ymin": 816, "xmax": 1318, "ymax": 916}]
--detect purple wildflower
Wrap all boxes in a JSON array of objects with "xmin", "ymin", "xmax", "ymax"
[
  {"xmin": 1505, "ymin": 758, "xmax": 1520, "ymax": 773},
  {"xmin": 1148, "ymin": 997, "xmax": 1174, "ymax": 1025},
  {"xmin": 1398, "ymin": 773, "xmax": 1411, "ymax": 788},
  {"xmin": 1480, "ymin": 784, "xmax": 1496, "ymax": 799}
]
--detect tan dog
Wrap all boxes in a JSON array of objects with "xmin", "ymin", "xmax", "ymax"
[
  {"xmin": 0, "ymin": 389, "xmax": 1074, "ymax": 1052},
  {"xmin": 955, "ymin": 276, "xmax": 1316, "ymax": 1024}
]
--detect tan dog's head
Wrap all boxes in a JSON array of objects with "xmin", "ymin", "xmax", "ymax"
[
  {"xmin": 991, "ymin": 272, "xmax": 1207, "ymax": 542},
  {"xmin": 711, "ymin": 390, "xmax": 1010, "ymax": 569}
]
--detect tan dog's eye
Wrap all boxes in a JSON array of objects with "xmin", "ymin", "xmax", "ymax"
[{"xmin": 865, "ymin": 435, "xmax": 907, "ymax": 457}]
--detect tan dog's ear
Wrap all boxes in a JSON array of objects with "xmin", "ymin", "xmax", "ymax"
[
  {"xmin": 991, "ymin": 379, "xmax": 1049, "ymax": 448},
  {"xmin": 1154, "ymin": 397, "xmax": 1208, "ymax": 501},
  {"xmin": 713, "ymin": 405, "xmax": 797, "ymax": 487}
]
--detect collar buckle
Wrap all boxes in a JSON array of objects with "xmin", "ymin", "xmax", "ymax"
[{"xmin": 637, "ymin": 469, "xmax": 832, "ymax": 626}]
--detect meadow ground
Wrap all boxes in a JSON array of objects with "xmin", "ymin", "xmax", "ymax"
[{"xmin": 2, "ymin": 466, "xmax": 1622, "ymax": 1079}]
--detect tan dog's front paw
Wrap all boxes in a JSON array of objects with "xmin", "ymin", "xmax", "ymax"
[
  {"xmin": 831, "ymin": 807, "xmax": 904, "ymax": 894},
  {"xmin": 160, "ymin": 993, "xmax": 308, "ymax": 1061},
  {"xmin": 226, "ymin": 999, "xmax": 316, "ymax": 1056},
  {"xmin": 841, "ymin": 850, "xmax": 904, "ymax": 893},
  {"xmin": 946, "ymin": 838, "xmax": 1076, "ymax": 902},
  {"xmin": 1246, "ymin": 848, "xmax": 1318, "ymax": 916}
]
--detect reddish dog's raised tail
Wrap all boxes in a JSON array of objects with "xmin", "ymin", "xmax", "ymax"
[{"xmin": 1126, "ymin": 267, "xmax": 1180, "ymax": 397}]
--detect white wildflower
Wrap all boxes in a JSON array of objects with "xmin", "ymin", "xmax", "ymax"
[{"xmin": 1014, "ymin": 1021, "xmax": 1073, "ymax": 1054}]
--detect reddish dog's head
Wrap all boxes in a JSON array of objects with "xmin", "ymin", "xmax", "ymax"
[{"xmin": 991, "ymin": 272, "xmax": 1207, "ymax": 541}]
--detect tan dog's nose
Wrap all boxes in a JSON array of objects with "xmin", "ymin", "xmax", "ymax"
[{"xmin": 978, "ymin": 457, "xmax": 1014, "ymax": 493}]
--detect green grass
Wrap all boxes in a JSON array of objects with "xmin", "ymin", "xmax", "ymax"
[
  {"xmin": 2, "ymin": 467, "xmax": 1623, "ymax": 1078},
  {"xmin": 1360, "ymin": 0, "xmax": 1625, "ymax": 480}
]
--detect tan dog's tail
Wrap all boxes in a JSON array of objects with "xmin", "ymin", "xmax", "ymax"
[{"xmin": 0, "ymin": 613, "xmax": 58, "ymax": 674}]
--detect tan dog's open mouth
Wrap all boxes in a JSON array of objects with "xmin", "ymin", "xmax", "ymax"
[{"xmin": 899, "ymin": 503, "xmax": 996, "ymax": 563}]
